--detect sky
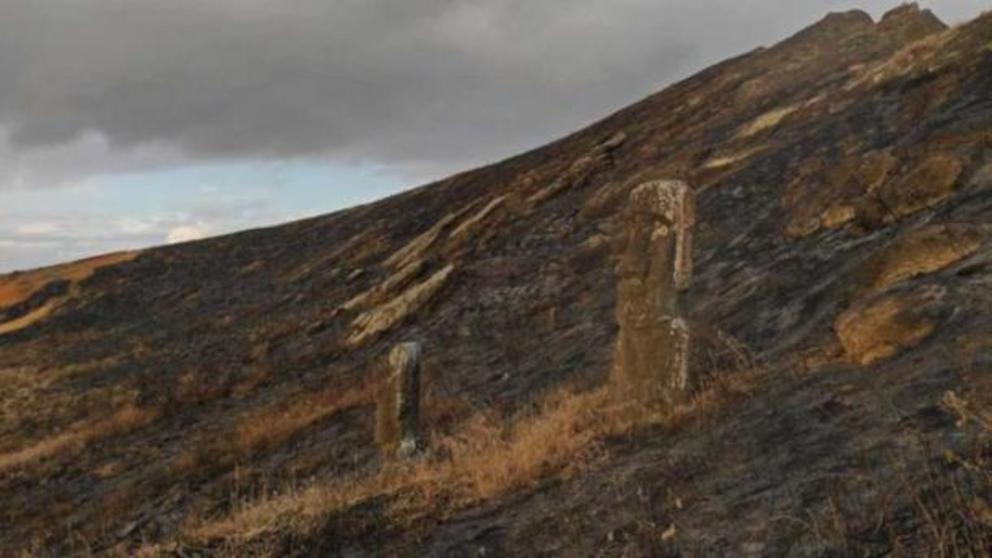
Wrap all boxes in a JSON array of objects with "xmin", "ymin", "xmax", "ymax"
[{"xmin": 0, "ymin": 1, "xmax": 987, "ymax": 272}]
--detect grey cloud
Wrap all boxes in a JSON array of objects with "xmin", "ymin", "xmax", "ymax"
[
  {"xmin": 0, "ymin": 130, "xmax": 186, "ymax": 189},
  {"xmin": 0, "ymin": 0, "xmax": 987, "ymax": 182}
]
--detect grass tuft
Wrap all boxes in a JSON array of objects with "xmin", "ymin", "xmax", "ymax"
[
  {"xmin": 0, "ymin": 403, "xmax": 161, "ymax": 473},
  {"xmin": 187, "ymin": 369, "xmax": 760, "ymax": 546}
]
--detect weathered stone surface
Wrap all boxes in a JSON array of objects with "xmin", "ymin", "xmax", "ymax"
[
  {"xmin": 384, "ymin": 206, "xmax": 472, "ymax": 270},
  {"xmin": 858, "ymin": 223, "xmax": 987, "ymax": 293},
  {"xmin": 375, "ymin": 342, "xmax": 422, "ymax": 458},
  {"xmin": 527, "ymin": 133, "xmax": 625, "ymax": 207},
  {"xmin": 783, "ymin": 150, "xmax": 964, "ymax": 238},
  {"xmin": 833, "ymin": 223, "xmax": 984, "ymax": 366},
  {"xmin": 613, "ymin": 180, "xmax": 696, "ymax": 405},
  {"xmin": 867, "ymin": 152, "xmax": 964, "ymax": 224},
  {"xmin": 446, "ymin": 196, "xmax": 507, "ymax": 249},
  {"xmin": 877, "ymin": 3, "xmax": 947, "ymax": 39},
  {"xmin": 347, "ymin": 268, "xmax": 366, "ymax": 282},
  {"xmin": 527, "ymin": 156, "xmax": 601, "ymax": 206},
  {"xmin": 598, "ymin": 131, "xmax": 627, "ymax": 152},
  {"xmin": 348, "ymin": 265, "xmax": 455, "ymax": 347},
  {"xmin": 783, "ymin": 150, "xmax": 899, "ymax": 238},
  {"xmin": 835, "ymin": 287, "xmax": 942, "ymax": 366},
  {"xmin": 737, "ymin": 104, "xmax": 800, "ymax": 138},
  {"xmin": 580, "ymin": 180, "xmax": 634, "ymax": 221},
  {"xmin": 341, "ymin": 259, "xmax": 427, "ymax": 313}
]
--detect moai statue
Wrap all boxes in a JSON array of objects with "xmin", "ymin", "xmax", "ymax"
[
  {"xmin": 375, "ymin": 342, "xmax": 422, "ymax": 458},
  {"xmin": 612, "ymin": 180, "xmax": 695, "ymax": 406}
]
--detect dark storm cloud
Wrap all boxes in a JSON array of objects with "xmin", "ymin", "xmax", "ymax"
[{"xmin": 0, "ymin": 1, "xmax": 986, "ymax": 180}]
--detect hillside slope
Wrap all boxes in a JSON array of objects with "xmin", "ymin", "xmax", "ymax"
[{"xmin": 2, "ymin": 5, "xmax": 992, "ymax": 556}]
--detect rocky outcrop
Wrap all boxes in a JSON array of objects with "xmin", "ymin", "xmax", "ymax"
[
  {"xmin": 613, "ymin": 180, "xmax": 695, "ymax": 406},
  {"xmin": 783, "ymin": 149, "xmax": 967, "ymax": 238},
  {"xmin": 384, "ymin": 206, "xmax": 475, "ymax": 270},
  {"xmin": 868, "ymin": 152, "xmax": 964, "ymax": 224},
  {"xmin": 527, "ymin": 132, "xmax": 626, "ymax": 207},
  {"xmin": 341, "ymin": 259, "xmax": 427, "ymax": 313},
  {"xmin": 835, "ymin": 286, "xmax": 943, "ymax": 366},
  {"xmin": 782, "ymin": 150, "xmax": 899, "ymax": 238},
  {"xmin": 375, "ymin": 342, "xmax": 422, "ymax": 458},
  {"xmin": 446, "ymin": 196, "xmax": 508, "ymax": 250},
  {"xmin": 736, "ymin": 104, "xmax": 800, "ymax": 138},
  {"xmin": 877, "ymin": 3, "xmax": 948, "ymax": 41},
  {"xmin": 857, "ymin": 224, "xmax": 987, "ymax": 294},
  {"xmin": 830, "ymin": 223, "xmax": 986, "ymax": 366},
  {"xmin": 347, "ymin": 265, "xmax": 456, "ymax": 348}
]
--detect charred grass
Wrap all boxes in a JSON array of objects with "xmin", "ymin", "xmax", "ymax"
[{"xmin": 183, "ymin": 368, "xmax": 761, "ymax": 550}]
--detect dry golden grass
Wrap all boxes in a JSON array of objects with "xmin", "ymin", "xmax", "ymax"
[
  {"xmin": 0, "ymin": 297, "xmax": 65, "ymax": 335},
  {"xmin": 942, "ymin": 391, "xmax": 992, "ymax": 435},
  {"xmin": 0, "ymin": 251, "xmax": 138, "ymax": 308},
  {"xmin": 188, "ymin": 370, "xmax": 759, "ymax": 546},
  {"xmin": 0, "ymin": 403, "xmax": 160, "ymax": 473},
  {"xmin": 901, "ymin": 389, "xmax": 992, "ymax": 554},
  {"xmin": 0, "ymin": 251, "xmax": 139, "ymax": 336}
]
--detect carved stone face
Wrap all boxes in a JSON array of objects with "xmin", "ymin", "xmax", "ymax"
[
  {"xmin": 613, "ymin": 180, "xmax": 695, "ymax": 406},
  {"xmin": 376, "ymin": 342, "xmax": 423, "ymax": 457}
]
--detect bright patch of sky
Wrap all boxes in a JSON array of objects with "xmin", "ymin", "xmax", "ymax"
[{"xmin": 0, "ymin": 161, "xmax": 405, "ymax": 272}]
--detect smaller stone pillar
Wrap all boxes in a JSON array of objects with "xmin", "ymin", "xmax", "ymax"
[
  {"xmin": 612, "ymin": 180, "xmax": 695, "ymax": 406},
  {"xmin": 375, "ymin": 342, "xmax": 422, "ymax": 458}
]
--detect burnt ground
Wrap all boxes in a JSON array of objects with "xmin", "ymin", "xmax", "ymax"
[{"xmin": 2, "ymin": 4, "xmax": 992, "ymax": 556}]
